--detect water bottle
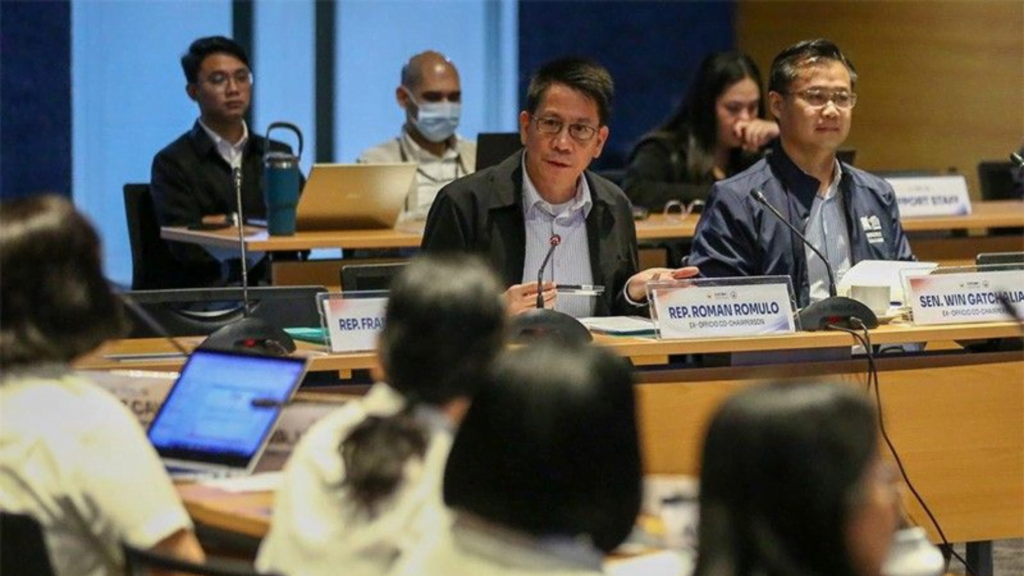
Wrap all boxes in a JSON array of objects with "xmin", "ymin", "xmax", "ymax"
[{"xmin": 263, "ymin": 122, "xmax": 304, "ymax": 236}]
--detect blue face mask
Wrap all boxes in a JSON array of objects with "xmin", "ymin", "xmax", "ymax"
[{"xmin": 405, "ymin": 88, "xmax": 461, "ymax": 143}]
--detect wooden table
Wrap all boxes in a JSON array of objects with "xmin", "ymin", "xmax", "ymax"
[{"xmin": 89, "ymin": 322, "xmax": 1023, "ymax": 547}]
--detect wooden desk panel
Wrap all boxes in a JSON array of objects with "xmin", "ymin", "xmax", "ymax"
[{"xmin": 636, "ymin": 351, "xmax": 1024, "ymax": 544}]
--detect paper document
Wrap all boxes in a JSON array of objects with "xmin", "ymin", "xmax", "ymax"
[
  {"xmin": 579, "ymin": 316, "xmax": 657, "ymax": 336},
  {"xmin": 838, "ymin": 260, "xmax": 937, "ymax": 305}
]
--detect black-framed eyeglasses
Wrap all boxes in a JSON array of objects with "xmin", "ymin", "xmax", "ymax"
[
  {"xmin": 533, "ymin": 116, "xmax": 599, "ymax": 142},
  {"xmin": 785, "ymin": 88, "xmax": 857, "ymax": 110},
  {"xmin": 200, "ymin": 70, "xmax": 253, "ymax": 90}
]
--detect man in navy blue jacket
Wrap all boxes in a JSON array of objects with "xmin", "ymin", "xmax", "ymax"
[{"xmin": 689, "ymin": 39, "xmax": 914, "ymax": 307}]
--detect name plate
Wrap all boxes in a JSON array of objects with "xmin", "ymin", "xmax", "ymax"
[
  {"xmin": 650, "ymin": 279, "xmax": 796, "ymax": 339},
  {"xmin": 265, "ymin": 400, "xmax": 346, "ymax": 455},
  {"xmin": 83, "ymin": 370, "xmax": 176, "ymax": 427},
  {"xmin": 886, "ymin": 175, "xmax": 972, "ymax": 218},
  {"xmin": 907, "ymin": 269, "xmax": 1024, "ymax": 325},
  {"xmin": 319, "ymin": 293, "xmax": 388, "ymax": 353}
]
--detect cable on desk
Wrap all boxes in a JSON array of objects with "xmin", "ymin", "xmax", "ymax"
[{"xmin": 827, "ymin": 319, "xmax": 975, "ymax": 576}]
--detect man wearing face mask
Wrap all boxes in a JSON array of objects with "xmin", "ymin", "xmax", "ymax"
[{"xmin": 358, "ymin": 51, "xmax": 476, "ymax": 220}]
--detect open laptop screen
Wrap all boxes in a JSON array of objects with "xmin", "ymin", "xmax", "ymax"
[{"xmin": 148, "ymin": 349, "xmax": 307, "ymax": 468}]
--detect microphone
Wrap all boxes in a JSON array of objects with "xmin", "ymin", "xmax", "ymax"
[
  {"xmin": 749, "ymin": 189, "xmax": 878, "ymax": 331},
  {"xmin": 1010, "ymin": 151, "xmax": 1024, "ymax": 169},
  {"xmin": 536, "ymin": 234, "xmax": 561, "ymax": 309}
]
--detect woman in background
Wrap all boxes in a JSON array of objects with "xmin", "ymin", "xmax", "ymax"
[
  {"xmin": 257, "ymin": 254, "xmax": 507, "ymax": 576},
  {"xmin": 694, "ymin": 381, "xmax": 901, "ymax": 576},
  {"xmin": 391, "ymin": 342, "xmax": 642, "ymax": 575},
  {"xmin": 624, "ymin": 52, "xmax": 778, "ymax": 211},
  {"xmin": 0, "ymin": 195, "xmax": 204, "ymax": 576}
]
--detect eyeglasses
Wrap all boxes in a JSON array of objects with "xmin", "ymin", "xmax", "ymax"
[
  {"xmin": 786, "ymin": 88, "xmax": 857, "ymax": 110},
  {"xmin": 200, "ymin": 70, "xmax": 253, "ymax": 90},
  {"xmin": 533, "ymin": 116, "xmax": 599, "ymax": 142}
]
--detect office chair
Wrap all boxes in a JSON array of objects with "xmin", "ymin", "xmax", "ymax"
[
  {"xmin": 123, "ymin": 183, "xmax": 201, "ymax": 290},
  {"xmin": 340, "ymin": 262, "xmax": 407, "ymax": 291},
  {"xmin": 977, "ymin": 160, "xmax": 1019, "ymax": 201},
  {"xmin": 123, "ymin": 285, "xmax": 327, "ymax": 338},
  {"xmin": 0, "ymin": 511, "xmax": 55, "ymax": 576},
  {"xmin": 121, "ymin": 542, "xmax": 280, "ymax": 576}
]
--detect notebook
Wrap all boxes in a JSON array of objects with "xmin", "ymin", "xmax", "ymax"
[
  {"xmin": 147, "ymin": 348, "xmax": 308, "ymax": 479},
  {"xmin": 295, "ymin": 163, "xmax": 417, "ymax": 230}
]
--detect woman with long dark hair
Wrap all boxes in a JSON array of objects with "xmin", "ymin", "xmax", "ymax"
[
  {"xmin": 257, "ymin": 254, "xmax": 506, "ymax": 576},
  {"xmin": 624, "ymin": 52, "xmax": 778, "ymax": 210},
  {"xmin": 391, "ymin": 342, "xmax": 642, "ymax": 575},
  {"xmin": 694, "ymin": 381, "xmax": 901, "ymax": 576}
]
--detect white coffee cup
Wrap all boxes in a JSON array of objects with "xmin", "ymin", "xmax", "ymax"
[{"xmin": 850, "ymin": 284, "xmax": 891, "ymax": 316}]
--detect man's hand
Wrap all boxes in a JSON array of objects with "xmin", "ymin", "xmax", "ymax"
[
  {"xmin": 505, "ymin": 281, "xmax": 557, "ymax": 315},
  {"xmin": 734, "ymin": 118, "xmax": 780, "ymax": 152},
  {"xmin": 626, "ymin": 266, "xmax": 700, "ymax": 303}
]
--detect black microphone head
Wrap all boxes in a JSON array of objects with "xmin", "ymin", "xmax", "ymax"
[
  {"xmin": 550, "ymin": 234, "xmax": 561, "ymax": 246},
  {"xmin": 750, "ymin": 188, "xmax": 768, "ymax": 204}
]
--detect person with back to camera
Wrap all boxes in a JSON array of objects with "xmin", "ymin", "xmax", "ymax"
[
  {"xmin": 623, "ymin": 52, "xmax": 779, "ymax": 212},
  {"xmin": 389, "ymin": 341, "xmax": 643, "ymax": 576},
  {"xmin": 694, "ymin": 380, "xmax": 903, "ymax": 576},
  {"xmin": 256, "ymin": 254, "xmax": 507, "ymax": 576},
  {"xmin": 0, "ymin": 195, "xmax": 205, "ymax": 575}
]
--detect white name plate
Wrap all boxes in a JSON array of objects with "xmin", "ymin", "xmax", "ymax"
[
  {"xmin": 84, "ymin": 370, "xmax": 175, "ymax": 428},
  {"xmin": 321, "ymin": 294, "xmax": 388, "ymax": 353},
  {"xmin": 907, "ymin": 270, "xmax": 1024, "ymax": 325},
  {"xmin": 886, "ymin": 175, "xmax": 972, "ymax": 218},
  {"xmin": 651, "ymin": 281, "xmax": 796, "ymax": 339}
]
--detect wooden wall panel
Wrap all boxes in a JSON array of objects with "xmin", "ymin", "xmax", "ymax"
[{"xmin": 736, "ymin": 1, "xmax": 1023, "ymax": 198}]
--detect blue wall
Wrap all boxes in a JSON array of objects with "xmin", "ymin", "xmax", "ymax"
[{"xmin": 1, "ymin": 1, "xmax": 71, "ymax": 200}]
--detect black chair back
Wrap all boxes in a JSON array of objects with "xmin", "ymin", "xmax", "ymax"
[
  {"xmin": 978, "ymin": 160, "xmax": 1019, "ymax": 201},
  {"xmin": 123, "ymin": 285, "xmax": 326, "ymax": 338},
  {"xmin": 0, "ymin": 511, "xmax": 55, "ymax": 576},
  {"xmin": 123, "ymin": 183, "xmax": 192, "ymax": 290},
  {"xmin": 340, "ymin": 263, "xmax": 407, "ymax": 291}
]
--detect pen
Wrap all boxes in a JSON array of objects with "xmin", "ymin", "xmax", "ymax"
[{"xmin": 555, "ymin": 284, "xmax": 606, "ymax": 294}]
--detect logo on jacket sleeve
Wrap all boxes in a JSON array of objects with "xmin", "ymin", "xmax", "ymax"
[{"xmin": 860, "ymin": 215, "xmax": 885, "ymax": 244}]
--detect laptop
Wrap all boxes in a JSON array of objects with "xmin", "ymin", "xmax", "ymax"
[
  {"xmin": 147, "ymin": 348, "xmax": 308, "ymax": 479},
  {"xmin": 476, "ymin": 132, "xmax": 523, "ymax": 170},
  {"xmin": 295, "ymin": 163, "xmax": 417, "ymax": 231}
]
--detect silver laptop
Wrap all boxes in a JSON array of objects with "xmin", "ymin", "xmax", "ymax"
[
  {"xmin": 296, "ymin": 163, "xmax": 417, "ymax": 230},
  {"xmin": 147, "ymin": 348, "xmax": 308, "ymax": 479}
]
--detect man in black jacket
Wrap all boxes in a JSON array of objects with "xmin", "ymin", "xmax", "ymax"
[
  {"xmin": 150, "ymin": 36, "xmax": 293, "ymax": 287},
  {"xmin": 422, "ymin": 58, "xmax": 696, "ymax": 317}
]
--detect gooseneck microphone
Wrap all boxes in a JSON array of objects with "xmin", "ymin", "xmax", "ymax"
[
  {"xmin": 233, "ymin": 167, "xmax": 251, "ymax": 316},
  {"xmin": 536, "ymin": 234, "xmax": 562, "ymax": 309},
  {"xmin": 750, "ymin": 188, "xmax": 878, "ymax": 331}
]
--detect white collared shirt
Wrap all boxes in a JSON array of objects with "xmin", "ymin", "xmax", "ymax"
[
  {"xmin": 804, "ymin": 159, "xmax": 852, "ymax": 303},
  {"xmin": 521, "ymin": 153, "xmax": 595, "ymax": 318},
  {"xmin": 198, "ymin": 118, "xmax": 249, "ymax": 170},
  {"xmin": 397, "ymin": 131, "xmax": 468, "ymax": 219}
]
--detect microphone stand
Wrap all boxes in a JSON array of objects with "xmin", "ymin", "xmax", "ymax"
[
  {"xmin": 510, "ymin": 234, "xmax": 593, "ymax": 344},
  {"xmin": 750, "ymin": 189, "xmax": 878, "ymax": 331},
  {"xmin": 234, "ymin": 167, "xmax": 252, "ymax": 316},
  {"xmin": 197, "ymin": 166, "xmax": 296, "ymax": 355}
]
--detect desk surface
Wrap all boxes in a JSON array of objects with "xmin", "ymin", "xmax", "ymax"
[
  {"xmin": 76, "ymin": 320, "xmax": 1024, "ymax": 374},
  {"xmin": 162, "ymin": 200, "xmax": 1024, "ymax": 252}
]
